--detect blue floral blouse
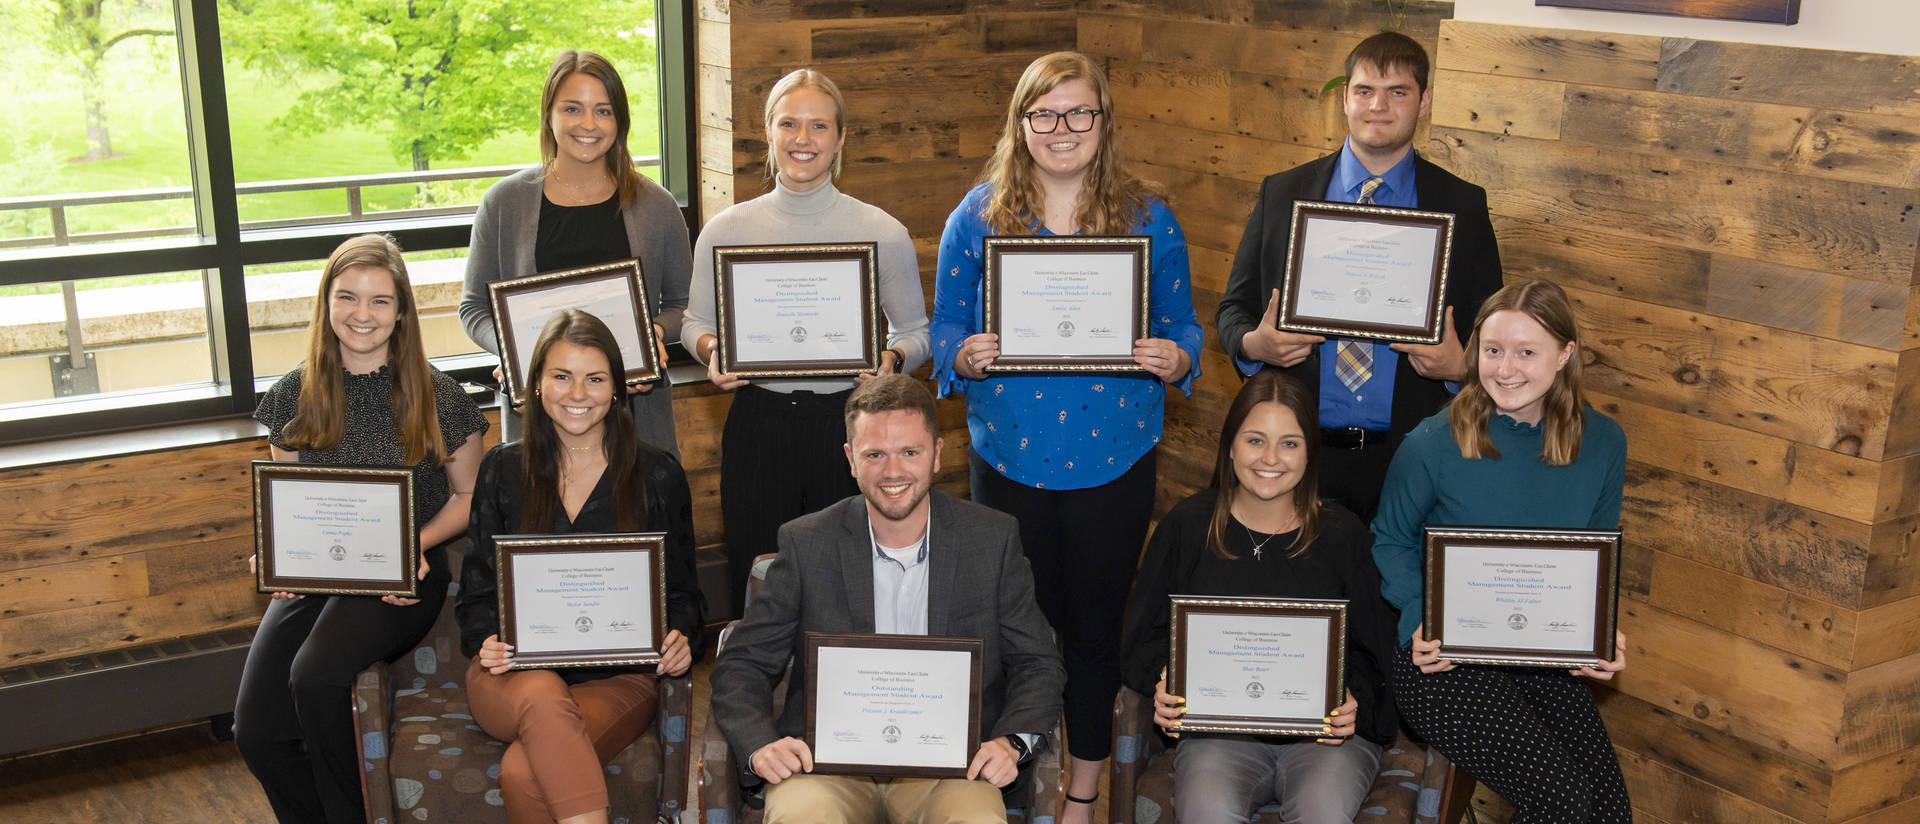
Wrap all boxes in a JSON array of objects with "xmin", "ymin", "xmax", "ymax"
[{"xmin": 931, "ymin": 183, "xmax": 1201, "ymax": 490}]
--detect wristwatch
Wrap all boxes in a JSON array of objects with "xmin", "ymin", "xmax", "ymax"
[
  {"xmin": 1004, "ymin": 734, "xmax": 1033, "ymax": 764},
  {"xmin": 887, "ymin": 347, "xmax": 907, "ymax": 374}
]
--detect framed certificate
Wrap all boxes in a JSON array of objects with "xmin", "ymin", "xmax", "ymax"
[
  {"xmin": 713, "ymin": 243, "xmax": 880, "ymax": 378},
  {"xmin": 982, "ymin": 235, "xmax": 1149, "ymax": 373},
  {"xmin": 1422, "ymin": 526, "xmax": 1622, "ymax": 668},
  {"xmin": 488, "ymin": 259, "xmax": 662, "ymax": 405},
  {"xmin": 496, "ymin": 533, "xmax": 669, "ymax": 669},
  {"xmin": 252, "ymin": 461, "xmax": 418, "ymax": 597},
  {"xmin": 1168, "ymin": 596, "xmax": 1347, "ymax": 736},
  {"xmin": 804, "ymin": 632, "xmax": 984, "ymax": 778},
  {"xmin": 1280, "ymin": 201, "xmax": 1453, "ymax": 344}
]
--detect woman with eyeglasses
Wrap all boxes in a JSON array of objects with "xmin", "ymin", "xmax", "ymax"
[
  {"xmin": 460, "ymin": 49, "xmax": 690, "ymax": 455},
  {"xmin": 929, "ymin": 50, "xmax": 1202, "ymax": 821}
]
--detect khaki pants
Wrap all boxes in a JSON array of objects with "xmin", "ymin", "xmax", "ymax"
[{"xmin": 763, "ymin": 773, "xmax": 1007, "ymax": 824}]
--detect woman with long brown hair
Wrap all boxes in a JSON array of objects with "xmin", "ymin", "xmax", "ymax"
[
  {"xmin": 460, "ymin": 49, "xmax": 690, "ymax": 454},
  {"xmin": 1372, "ymin": 279, "xmax": 1632, "ymax": 822},
  {"xmin": 237, "ymin": 234, "xmax": 489, "ymax": 824},
  {"xmin": 1119, "ymin": 370, "xmax": 1400, "ymax": 823},
  {"xmin": 457, "ymin": 310, "xmax": 704, "ymax": 824},
  {"xmin": 929, "ymin": 51, "xmax": 1203, "ymax": 818}
]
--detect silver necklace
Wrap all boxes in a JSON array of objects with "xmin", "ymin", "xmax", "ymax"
[{"xmin": 1243, "ymin": 523, "xmax": 1279, "ymax": 560}]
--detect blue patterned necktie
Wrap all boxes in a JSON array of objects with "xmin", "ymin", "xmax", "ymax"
[{"xmin": 1336, "ymin": 177, "xmax": 1387, "ymax": 392}]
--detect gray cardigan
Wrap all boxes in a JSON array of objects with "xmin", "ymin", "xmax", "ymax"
[{"xmin": 459, "ymin": 166, "xmax": 692, "ymax": 457}]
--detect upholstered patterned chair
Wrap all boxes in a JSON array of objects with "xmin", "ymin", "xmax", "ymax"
[
  {"xmin": 1108, "ymin": 686, "xmax": 1474, "ymax": 824},
  {"xmin": 696, "ymin": 555, "xmax": 1063, "ymax": 824},
  {"xmin": 354, "ymin": 544, "xmax": 693, "ymax": 823}
]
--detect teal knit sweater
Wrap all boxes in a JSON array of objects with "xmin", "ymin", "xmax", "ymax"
[{"xmin": 1370, "ymin": 406, "xmax": 1626, "ymax": 644}]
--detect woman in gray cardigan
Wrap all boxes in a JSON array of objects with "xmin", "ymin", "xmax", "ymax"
[{"xmin": 460, "ymin": 49, "xmax": 691, "ymax": 457}]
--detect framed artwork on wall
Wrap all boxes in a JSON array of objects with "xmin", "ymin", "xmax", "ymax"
[{"xmin": 1536, "ymin": 0, "xmax": 1799, "ymax": 25}]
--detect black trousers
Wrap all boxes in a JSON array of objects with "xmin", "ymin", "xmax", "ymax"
[
  {"xmin": 721, "ymin": 384, "xmax": 859, "ymax": 616},
  {"xmin": 1317, "ymin": 437, "xmax": 1397, "ymax": 524},
  {"xmin": 969, "ymin": 448, "xmax": 1156, "ymax": 762},
  {"xmin": 1391, "ymin": 647, "xmax": 1632, "ymax": 824},
  {"xmin": 234, "ymin": 566, "xmax": 448, "ymax": 824}
]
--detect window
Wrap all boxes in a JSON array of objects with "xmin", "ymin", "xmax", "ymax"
[{"xmin": 0, "ymin": 0, "xmax": 696, "ymax": 445}]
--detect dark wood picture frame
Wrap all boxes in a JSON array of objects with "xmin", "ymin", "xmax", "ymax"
[
  {"xmin": 982, "ymin": 235, "xmax": 1150, "ymax": 373},
  {"xmin": 496, "ymin": 533, "xmax": 669, "ymax": 669},
  {"xmin": 804, "ymin": 632, "xmax": 984, "ymax": 779},
  {"xmin": 1168, "ymin": 596, "xmax": 1348, "ymax": 736},
  {"xmin": 252, "ymin": 461, "xmax": 418, "ymax": 597},
  {"xmin": 1281, "ymin": 201, "xmax": 1453, "ymax": 345},
  {"xmin": 1423, "ymin": 526, "xmax": 1622, "ymax": 668},
  {"xmin": 1535, "ymin": 0, "xmax": 1799, "ymax": 25},
  {"xmin": 713, "ymin": 243, "xmax": 881, "ymax": 378},
  {"xmin": 488, "ymin": 258, "xmax": 661, "ymax": 406}
]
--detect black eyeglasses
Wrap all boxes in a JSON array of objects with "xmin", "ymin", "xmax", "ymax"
[{"xmin": 1022, "ymin": 107, "xmax": 1102, "ymax": 134}]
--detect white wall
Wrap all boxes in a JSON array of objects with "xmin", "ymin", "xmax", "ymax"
[{"xmin": 1454, "ymin": 0, "xmax": 1918, "ymax": 56}]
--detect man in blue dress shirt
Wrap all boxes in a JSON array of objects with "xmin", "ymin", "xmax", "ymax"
[{"xmin": 1215, "ymin": 31, "xmax": 1505, "ymax": 520}]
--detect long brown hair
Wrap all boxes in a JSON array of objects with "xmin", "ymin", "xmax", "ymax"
[
  {"xmin": 517, "ymin": 310, "xmax": 647, "ymax": 533},
  {"xmin": 980, "ymin": 51, "xmax": 1161, "ymax": 235},
  {"xmin": 1449, "ymin": 279, "xmax": 1587, "ymax": 465},
  {"xmin": 540, "ymin": 50, "xmax": 644, "ymax": 208},
  {"xmin": 1208, "ymin": 370, "xmax": 1323, "ymax": 559},
  {"xmin": 280, "ymin": 234, "xmax": 447, "ymax": 467}
]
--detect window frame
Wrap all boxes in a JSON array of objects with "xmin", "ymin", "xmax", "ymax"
[{"xmin": 0, "ymin": 0, "xmax": 701, "ymax": 446}]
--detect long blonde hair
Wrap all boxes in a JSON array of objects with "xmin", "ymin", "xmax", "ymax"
[
  {"xmin": 539, "ymin": 50, "xmax": 644, "ymax": 208},
  {"xmin": 280, "ymin": 234, "xmax": 448, "ymax": 467},
  {"xmin": 980, "ymin": 52, "xmax": 1161, "ymax": 235},
  {"xmin": 1449, "ymin": 280, "xmax": 1587, "ymax": 465}
]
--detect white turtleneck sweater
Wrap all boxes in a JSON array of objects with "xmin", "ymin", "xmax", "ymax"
[{"xmin": 682, "ymin": 179, "xmax": 930, "ymax": 394}]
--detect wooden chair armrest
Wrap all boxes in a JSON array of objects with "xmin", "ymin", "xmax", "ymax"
[
  {"xmin": 353, "ymin": 661, "xmax": 396, "ymax": 822},
  {"xmin": 1108, "ymin": 686, "xmax": 1162, "ymax": 824},
  {"xmin": 658, "ymin": 673, "xmax": 694, "ymax": 819}
]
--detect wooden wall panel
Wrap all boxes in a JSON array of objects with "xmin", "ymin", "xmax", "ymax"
[
  {"xmin": 1596, "ymin": 689, "xmax": 1831, "ymax": 822},
  {"xmin": 1431, "ymin": 128, "xmax": 1919, "ymax": 286}
]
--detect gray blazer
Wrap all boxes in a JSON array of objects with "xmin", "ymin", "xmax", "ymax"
[
  {"xmin": 710, "ymin": 491, "xmax": 1066, "ymax": 771},
  {"xmin": 458, "ymin": 166, "xmax": 692, "ymax": 457}
]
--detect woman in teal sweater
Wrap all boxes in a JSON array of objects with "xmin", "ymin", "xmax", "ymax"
[{"xmin": 1370, "ymin": 279, "xmax": 1631, "ymax": 824}]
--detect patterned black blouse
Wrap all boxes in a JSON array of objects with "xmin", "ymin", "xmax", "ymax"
[
  {"xmin": 254, "ymin": 364, "xmax": 489, "ymax": 542},
  {"xmin": 457, "ymin": 441, "xmax": 708, "ymax": 682}
]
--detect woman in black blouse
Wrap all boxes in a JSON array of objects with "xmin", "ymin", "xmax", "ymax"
[
  {"xmin": 239, "ymin": 234, "xmax": 489, "ymax": 824},
  {"xmin": 1119, "ymin": 370, "xmax": 1399, "ymax": 824},
  {"xmin": 456, "ymin": 309, "xmax": 704, "ymax": 824}
]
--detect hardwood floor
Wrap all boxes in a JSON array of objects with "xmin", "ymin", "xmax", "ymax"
[
  {"xmin": 0, "ymin": 724, "xmax": 274, "ymax": 823},
  {"xmin": 0, "ymin": 658, "xmax": 1105, "ymax": 822}
]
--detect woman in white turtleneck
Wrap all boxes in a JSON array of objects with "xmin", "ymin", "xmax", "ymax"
[{"xmin": 681, "ymin": 68, "xmax": 931, "ymax": 613}]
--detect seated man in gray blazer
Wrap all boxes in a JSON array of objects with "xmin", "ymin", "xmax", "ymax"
[{"xmin": 710, "ymin": 374, "xmax": 1067, "ymax": 823}]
